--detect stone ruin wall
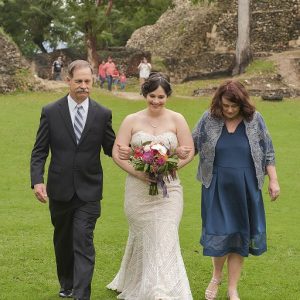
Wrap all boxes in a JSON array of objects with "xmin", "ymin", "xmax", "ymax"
[
  {"xmin": 0, "ymin": 30, "xmax": 35, "ymax": 93},
  {"xmin": 126, "ymin": 0, "xmax": 300, "ymax": 82},
  {"xmin": 215, "ymin": 0, "xmax": 300, "ymax": 52},
  {"xmin": 2, "ymin": 0, "xmax": 300, "ymax": 90}
]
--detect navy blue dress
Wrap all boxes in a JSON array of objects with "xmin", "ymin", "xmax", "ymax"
[{"xmin": 200, "ymin": 122, "xmax": 267, "ymax": 257}]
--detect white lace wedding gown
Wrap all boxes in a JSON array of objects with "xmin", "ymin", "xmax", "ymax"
[{"xmin": 107, "ymin": 131, "xmax": 193, "ymax": 300}]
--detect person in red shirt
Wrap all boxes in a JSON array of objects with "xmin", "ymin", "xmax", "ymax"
[
  {"xmin": 112, "ymin": 68, "xmax": 120, "ymax": 91},
  {"xmin": 98, "ymin": 60, "xmax": 106, "ymax": 88},
  {"xmin": 103, "ymin": 56, "xmax": 116, "ymax": 91},
  {"xmin": 119, "ymin": 72, "xmax": 127, "ymax": 90}
]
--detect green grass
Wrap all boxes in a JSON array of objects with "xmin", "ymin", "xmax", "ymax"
[
  {"xmin": 0, "ymin": 87, "xmax": 299, "ymax": 300},
  {"xmin": 172, "ymin": 78, "xmax": 222, "ymax": 97},
  {"xmin": 245, "ymin": 59, "xmax": 276, "ymax": 75}
]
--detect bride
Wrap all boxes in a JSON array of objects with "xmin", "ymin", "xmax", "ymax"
[{"xmin": 107, "ymin": 72, "xmax": 194, "ymax": 299}]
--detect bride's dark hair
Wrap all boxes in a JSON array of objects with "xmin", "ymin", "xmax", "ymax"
[{"xmin": 141, "ymin": 72, "xmax": 172, "ymax": 97}]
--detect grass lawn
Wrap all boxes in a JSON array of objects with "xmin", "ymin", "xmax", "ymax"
[{"xmin": 0, "ymin": 85, "xmax": 299, "ymax": 299}]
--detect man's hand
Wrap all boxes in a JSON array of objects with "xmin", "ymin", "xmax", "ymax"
[
  {"xmin": 176, "ymin": 146, "xmax": 193, "ymax": 159},
  {"xmin": 117, "ymin": 144, "xmax": 131, "ymax": 160},
  {"xmin": 34, "ymin": 183, "xmax": 48, "ymax": 203}
]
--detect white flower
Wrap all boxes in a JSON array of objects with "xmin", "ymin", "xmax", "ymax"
[
  {"xmin": 143, "ymin": 144, "xmax": 151, "ymax": 152},
  {"xmin": 151, "ymin": 143, "xmax": 168, "ymax": 155}
]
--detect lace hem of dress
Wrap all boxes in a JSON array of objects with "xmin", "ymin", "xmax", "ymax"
[
  {"xmin": 107, "ymin": 281, "xmax": 192, "ymax": 300},
  {"xmin": 107, "ymin": 222, "xmax": 193, "ymax": 300}
]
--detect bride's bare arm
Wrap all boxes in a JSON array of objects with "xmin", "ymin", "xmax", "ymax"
[
  {"xmin": 174, "ymin": 113, "xmax": 195, "ymax": 169},
  {"xmin": 112, "ymin": 115, "xmax": 149, "ymax": 182}
]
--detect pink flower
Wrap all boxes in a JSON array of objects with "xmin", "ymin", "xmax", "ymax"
[
  {"xmin": 142, "ymin": 151, "xmax": 154, "ymax": 163},
  {"xmin": 129, "ymin": 141, "xmax": 178, "ymax": 197},
  {"xmin": 157, "ymin": 157, "xmax": 167, "ymax": 166},
  {"xmin": 133, "ymin": 147, "xmax": 143, "ymax": 158}
]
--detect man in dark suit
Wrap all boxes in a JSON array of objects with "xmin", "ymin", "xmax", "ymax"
[{"xmin": 30, "ymin": 60, "xmax": 115, "ymax": 300}]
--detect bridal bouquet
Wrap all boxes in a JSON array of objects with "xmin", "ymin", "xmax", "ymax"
[{"xmin": 129, "ymin": 141, "xmax": 179, "ymax": 197}]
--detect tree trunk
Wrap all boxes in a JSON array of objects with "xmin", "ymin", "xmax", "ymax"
[
  {"xmin": 232, "ymin": 0, "xmax": 252, "ymax": 76},
  {"xmin": 85, "ymin": 21, "xmax": 99, "ymax": 75},
  {"xmin": 33, "ymin": 36, "xmax": 48, "ymax": 53},
  {"xmin": 105, "ymin": 0, "xmax": 113, "ymax": 16}
]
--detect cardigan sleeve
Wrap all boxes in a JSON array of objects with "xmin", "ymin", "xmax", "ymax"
[
  {"xmin": 192, "ymin": 110, "xmax": 209, "ymax": 155},
  {"xmin": 257, "ymin": 112, "xmax": 276, "ymax": 167}
]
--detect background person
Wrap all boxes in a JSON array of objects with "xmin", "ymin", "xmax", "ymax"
[
  {"xmin": 98, "ymin": 60, "xmax": 106, "ymax": 88},
  {"xmin": 30, "ymin": 60, "xmax": 115, "ymax": 300},
  {"xmin": 103, "ymin": 56, "xmax": 116, "ymax": 91},
  {"xmin": 192, "ymin": 80, "xmax": 280, "ymax": 300},
  {"xmin": 137, "ymin": 57, "xmax": 151, "ymax": 88},
  {"xmin": 51, "ymin": 56, "xmax": 64, "ymax": 81},
  {"xmin": 119, "ymin": 71, "xmax": 127, "ymax": 90},
  {"xmin": 112, "ymin": 67, "xmax": 120, "ymax": 91}
]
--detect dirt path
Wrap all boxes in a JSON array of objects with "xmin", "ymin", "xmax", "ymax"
[
  {"xmin": 113, "ymin": 91, "xmax": 195, "ymax": 100},
  {"xmin": 268, "ymin": 49, "xmax": 300, "ymax": 89},
  {"xmin": 40, "ymin": 49, "xmax": 300, "ymax": 96},
  {"xmin": 39, "ymin": 79, "xmax": 144, "ymax": 100},
  {"xmin": 113, "ymin": 91, "xmax": 143, "ymax": 100}
]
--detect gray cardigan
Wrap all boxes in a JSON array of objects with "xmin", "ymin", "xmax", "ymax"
[{"xmin": 192, "ymin": 110, "xmax": 275, "ymax": 190}]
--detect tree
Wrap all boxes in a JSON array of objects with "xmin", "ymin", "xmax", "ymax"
[
  {"xmin": 0, "ymin": 0, "xmax": 66, "ymax": 55},
  {"xmin": 232, "ymin": 0, "xmax": 252, "ymax": 75},
  {"xmin": 63, "ymin": 0, "xmax": 120, "ymax": 72},
  {"xmin": 0, "ymin": 0, "xmax": 171, "ymax": 62},
  {"xmin": 65, "ymin": 0, "xmax": 172, "ymax": 71}
]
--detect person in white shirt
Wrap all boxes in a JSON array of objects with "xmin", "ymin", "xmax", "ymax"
[{"xmin": 137, "ymin": 57, "xmax": 152, "ymax": 88}]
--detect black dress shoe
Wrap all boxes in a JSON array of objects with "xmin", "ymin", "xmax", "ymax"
[{"xmin": 59, "ymin": 289, "xmax": 73, "ymax": 298}]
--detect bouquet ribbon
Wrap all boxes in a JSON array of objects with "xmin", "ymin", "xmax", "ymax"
[
  {"xmin": 158, "ymin": 174, "xmax": 168, "ymax": 198},
  {"xmin": 149, "ymin": 174, "xmax": 168, "ymax": 198}
]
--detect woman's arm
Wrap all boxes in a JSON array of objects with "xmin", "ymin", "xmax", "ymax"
[
  {"xmin": 174, "ymin": 113, "xmax": 195, "ymax": 169},
  {"xmin": 191, "ymin": 110, "xmax": 209, "ymax": 155},
  {"xmin": 257, "ymin": 112, "xmax": 275, "ymax": 165},
  {"xmin": 256, "ymin": 112, "xmax": 279, "ymax": 200},
  {"xmin": 112, "ymin": 115, "xmax": 150, "ymax": 182},
  {"xmin": 266, "ymin": 165, "xmax": 280, "ymax": 201}
]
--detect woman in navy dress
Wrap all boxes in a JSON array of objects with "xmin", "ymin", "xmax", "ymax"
[{"xmin": 192, "ymin": 80, "xmax": 280, "ymax": 300}]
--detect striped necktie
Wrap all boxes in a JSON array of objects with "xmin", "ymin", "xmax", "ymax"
[{"xmin": 74, "ymin": 106, "xmax": 84, "ymax": 144}]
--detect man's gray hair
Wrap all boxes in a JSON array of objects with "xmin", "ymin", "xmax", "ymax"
[{"xmin": 67, "ymin": 60, "xmax": 93, "ymax": 78}]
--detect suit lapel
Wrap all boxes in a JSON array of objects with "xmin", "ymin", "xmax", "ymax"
[
  {"xmin": 58, "ymin": 97, "xmax": 77, "ymax": 145},
  {"xmin": 79, "ymin": 99, "xmax": 97, "ymax": 145}
]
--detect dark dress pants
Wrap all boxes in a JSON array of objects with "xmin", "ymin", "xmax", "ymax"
[
  {"xmin": 106, "ymin": 75, "xmax": 113, "ymax": 91},
  {"xmin": 50, "ymin": 194, "xmax": 101, "ymax": 300}
]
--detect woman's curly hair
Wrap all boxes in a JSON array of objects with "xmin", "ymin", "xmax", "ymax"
[{"xmin": 210, "ymin": 80, "xmax": 255, "ymax": 121}]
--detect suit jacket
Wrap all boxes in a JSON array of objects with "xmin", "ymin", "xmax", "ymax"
[{"xmin": 30, "ymin": 96, "xmax": 115, "ymax": 202}]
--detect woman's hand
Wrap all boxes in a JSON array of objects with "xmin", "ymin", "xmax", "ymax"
[
  {"xmin": 133, "ymin": 171, "xmax": 156, "ymax": 183},
  {"xmin": 266, "ymin": 165, "xmax": 280, "ymax": 201},
  {"xmin": 117, "ymin": 144, "xmax": 131, "ymax": 160},
  {"xmin": 176, "ymin": 145, "xmax": 193, "ymax": 159},
  {"xmin": 268, "ymin": 179, "xmax": 280, "ymax": 201}
]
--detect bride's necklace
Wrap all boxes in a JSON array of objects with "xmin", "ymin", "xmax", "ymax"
[
  {"xmin": 146, "ymin": 111, "xmax": 164, "ymax": 129},
  {"xmin": 147, "ymin": 117, "xmax": 160, "ymax": 128},
  {"xmin": 149, "ymin": 122, "xmax": 158, "ymax": 128}
]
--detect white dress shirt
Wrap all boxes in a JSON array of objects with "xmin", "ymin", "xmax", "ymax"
[{"xmin": 68, "ymin": 95, "xmax": 89, "ymax": 130}]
